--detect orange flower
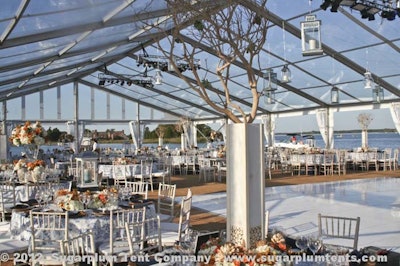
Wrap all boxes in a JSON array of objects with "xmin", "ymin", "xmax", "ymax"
[{"xmin": 98, "ymin": 194, "xmax": 108, "ymax": 204}]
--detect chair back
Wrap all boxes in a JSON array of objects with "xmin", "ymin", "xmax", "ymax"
[
  {"xmin": 158, "ymin": 183, "xmax": 176, "ymax": 219},
  {"xmin": 30, "ymin": 211, "xmax": 69, "ymax": 256},
  {"xmin": 318, "ymin": 213, "xmax": 360, "ymax": 250},
  {"xmin": 60, "ymin": 230, "xmax": 97, "ymax": 266},
  {"xmin": 0, "ymin": 182, "xmax": 16, "ymax": 221},
  {"xmin": 125, "ymin": 214, "xmax": 162, "ymax": 255},
  {"xmin": 177, "ymin": 189, "xmax": 193, "ymax": 243},
  {"xmin": 125, "ymin": 181, "xmax": 148, "ymax": 199},
  {"xmin": 112, "ymin": 164, "xmax": 127, "ymax": 187},
  {"xmin": 109, "ymin": 207, "xmax": 146, "ymax": 254},
  {"xmin": 143, "ymin": 215, "xmax": 162, "ymax": 253},
  {"xmin": 140, "ymin": 160, "xmax": 153, "ymax": 178}
]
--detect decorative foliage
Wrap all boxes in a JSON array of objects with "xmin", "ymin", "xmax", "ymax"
[
  {"xmin": 9, "ymin": 121, "xmax": 47, "ymax": 146},
  {"xmin": 198, "ymin": 233, "xmax": 287, "ymax": 265},
  {"xmin": 26, "ymin": 159, "xmax": 46, "ymax": 171},
  {"xmin": 357, "ymin": 113, "xmax": 373, "ymax": 130},
  {"xmin": 13, "ymin": 159, "xmax": 27, "ymax": 171}
]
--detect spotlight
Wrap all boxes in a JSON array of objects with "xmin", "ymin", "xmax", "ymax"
[
  {"xmin": 330, "ymin": 0, "xmax": 342, "ymax": 12},
  {"xmin": 386, "ymin": 10, "xmax": 396, "ymax": 20},
  {"xmin": 99, "ymin": 79, "xmax": 105, "ymax": 86},
  {"xmin": 320, "ymin": 0, "xmax": 331, "ymax": 10},
  {"xmin": 368, "ymin": 14, "xmax": 375, "ymax": 20},
  {"xmin": 361, "ymin": 8, "xmax": 369, "ymax": 19}
]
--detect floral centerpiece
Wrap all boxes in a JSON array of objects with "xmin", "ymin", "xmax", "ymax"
[
  {"xmin": 0, "ymin": 163, "xmax": 13, "ymax": 172},
  {"xmin": 198, "ymin": 233, "xmax": 288, "ymax": 266},
  {"xmin": 114, "ymin": 157, "xmax": 138, "ymax": 165},
  {"xmin": 27, "ymin": 159, "xmax": 46, "ymax": 182},
  {"xmin": 9, "ymin": 121, "xmax": 47, "ymax": 147},
  {"xmin": 87, "ymin": 187, "xmax": 118, "ymax": 209},
  {"xmin": 13, "ymin": 158, "xmax": 27, "ymax": 181},
  {"xmin": 13, "ymin": 159, "xmax": 46, "ymax": 182},
  {"xmin": 55, "ymin": 189, "xmax": 84, "ymax": 211}
]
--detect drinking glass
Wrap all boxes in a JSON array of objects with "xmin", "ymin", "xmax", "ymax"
[
  {"xmin": 308, "ymin": 237, "xmax": 322, "ymax": 255},
  {"xmin": 295, "ymin": 236, "xmax": 309, "ymax": 253},
  {"xmin": 180, "ymin": 229, "xmax": 198, "ymax": 254},
  {"xmin": 35, "ymin": 189, "xmax": 44, "ymax": 207}
]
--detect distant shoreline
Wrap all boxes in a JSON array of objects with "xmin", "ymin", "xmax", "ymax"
[{"xmin": 275, "ymin": 128, "xmax": 397, "ymax": 135}]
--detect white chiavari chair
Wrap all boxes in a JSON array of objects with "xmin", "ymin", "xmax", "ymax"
[
  {"xmin": 124, "ymin": 215, "xmax": 163, "ymax": 256},
  {"xmin": 160, "ymin": 189, "xmax": 192, "ymax": 246},
  {"xmin": 98, "ymin": 207, "xmax": 146, "ymax": 266},
  {"xmin": 318, "ymin": 213, "xmax": 360, "ymax": 251},
  {"xmin": 113, "ymin": 164, "xmax": 128, "ymax": 188},
  {"xmin": 125, "ymin": 181, "xmax": 148, "ymax": 199},
  {"xmin": 319, "ymin": 151, "xmax": 335, "ymax": 176},
  {"xmin": 198, "ymin": 156, "xmax": 215, "ymax": 182},
  {"xmin": 30, "ymin": 210, "xmax": 69, "ymax": 265},
  {"xmin": 59, "ymin": 230, "xmax": 98, "ymax": 266},
  {"xmin": 391, "ymin": 148, "xmax": 399, "ymax": 170},
  {"xmin": 157, "ymin": 183, "xmax": 176, "ymax": 222},
  {"xmin": 134, "ymin": 160, "xmax": 154, "ymax": 191},
  {"xmin": 378, "ymin": 148, "xmax": 392, "ymax": 171},
  {"xmin": 0, "ymin": 181, "xmax": 16, "ymax": 224}
]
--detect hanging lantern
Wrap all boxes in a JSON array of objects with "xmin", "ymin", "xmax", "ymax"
[
  {"xmin": 364, "ymin": 71, "xmax": 374, "ymax": 89},
  {"xmin": 281, "ymin": 65, "xmax": 292, "ymax": 83},
  {"xmin": 331, "ymin": 86, "xmax": 339, "ymax": 104},
  {"xmin": 263, "ymin": 69, "xmax": 277, "ymax": 104},
  {"xmin": 372, "ymin": 85, "xmax": 384, "ymax": 103},
  {"xmin": 301, "ymin": 15, "xmax": 323, "ymax": 56},
  {"xmin": 153, "ymin": 69, "xmax": 163, "ymax": 85}
]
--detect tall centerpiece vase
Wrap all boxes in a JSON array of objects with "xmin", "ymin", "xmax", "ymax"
[
  {"xmin": 158, "ymin": 137, "xmax": 164, "ymax": 147},
  {"xmin": 226, "ymin": 123, "xmax": 265, "ymax": 248},
  {"xmin": 25, "ymin": 144, "xmax": 39, "ymax": 159},
  {"xmin": 361, "ymin": 129, "xmax": 368, "ymax": 150},
  {"xmin": 17, "ymin": 168, "xmax": 27, "ymax": 182}
]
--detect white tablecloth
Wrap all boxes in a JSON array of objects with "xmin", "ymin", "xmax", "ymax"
[
  {"xmin": 98, "ymin": 164, "xmax": 165, "ymax": 179},
  {"xmin": 10, "ymin": 203, "xmax": 156, "ymax": 247}
]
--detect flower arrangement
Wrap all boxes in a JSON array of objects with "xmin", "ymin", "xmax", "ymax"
[
  {"xmin": 9, "ymin": 121, "xmax": 47, "ymax": 146},
  {"xmin": 13, "ymin": 159, "xmax": 27, "ymax": 171},
  {"xmin": 114, "ymin": 157, "xmax": 139, "ymax": 165},
  {"xmin": 198, "ymin": 233, "xmax": 288, "ymax": 266},
  {"xmin": 87, "ymin": 187, "xmax": 118, "ymax": 209},
  {"xmin": 0, "ymin": 163, "xmax": 13, "ymax": 172},
  {"xmin": 26, "ymin": 159, "xmax": 46, "ymax": 171}
]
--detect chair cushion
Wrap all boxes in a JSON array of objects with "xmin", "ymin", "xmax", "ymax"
[
  {"xmin": 160, "ymin": 230, "xmax": 179, "ymax": 246},
  {"xmin": 98, "ymin": 241, "xmax": 130, "ymax": 258}
]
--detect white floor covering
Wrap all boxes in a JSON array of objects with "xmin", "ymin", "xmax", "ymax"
[{"xmin": 190, "ymin": 177, "xmax": 400, "ymax": 252}]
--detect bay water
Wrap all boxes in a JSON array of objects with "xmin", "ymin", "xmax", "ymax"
[{"xmin": 8, "ymin": 132, "xmax": 400, "ymax": 158}]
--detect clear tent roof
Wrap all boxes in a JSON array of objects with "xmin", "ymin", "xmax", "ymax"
[{"xmin": 1, "ymin": 0, "xmax": 400, "ymax": 126}]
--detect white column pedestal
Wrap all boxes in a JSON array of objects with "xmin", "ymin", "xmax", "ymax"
[
  {"xmin": 361, "ymin": 130, "xmax": 368, "ymax": 149},
  {"xmin": 226, "ymin": 124, "xmax": 265, "ymax": 248}
]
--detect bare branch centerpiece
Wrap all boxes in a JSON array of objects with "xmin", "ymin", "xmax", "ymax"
[{"xmin": 147, "ymin": 0, "xmax": 270, "ymax": 248}]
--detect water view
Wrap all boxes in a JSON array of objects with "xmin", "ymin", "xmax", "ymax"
[{"xmin": 8, "ymin": 132, "xmax": 400, "ymax": 158}]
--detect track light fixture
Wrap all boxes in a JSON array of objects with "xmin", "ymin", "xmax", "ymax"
[
  {"xmin": 98, "ymin": 73, "xmax": 154, "ymax": 89},
  {"xmin": 135, "ymin": 45, "xmax": 200, "ymax": 74},
  {"xmin": 320, "ymin": 0, "xmax": 398, "ymax": 21}
]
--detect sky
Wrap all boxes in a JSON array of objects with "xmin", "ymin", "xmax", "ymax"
[
  {"xmin": 4, "ymin": 93, "xmax": 395, "ymax": 135},
  {"xmin": 1, "ymin": 0, "xmax": 399, "ymax": 138}
]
